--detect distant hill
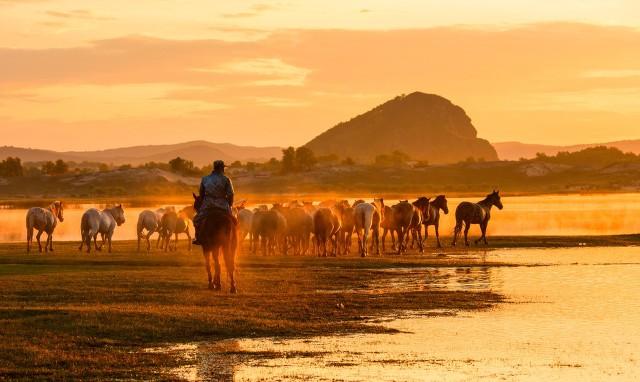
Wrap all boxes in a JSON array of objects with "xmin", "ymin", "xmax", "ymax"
[
  {"xmin": 0, "ymin": 141, "xmax": 282, "ymax": 167},
  {"xmin": 493, "ymin": 140, "xmax": 640, "ymax": 161},
  {"xmin": 305, "ymin": 92, "xmax": 498, "ymax": 164}
]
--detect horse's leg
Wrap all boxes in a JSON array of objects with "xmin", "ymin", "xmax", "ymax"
[
  {"xmin": 396, "ymin": 228, "xmax": 403, "ymax": 255},
  {"xmin": 381, "ymin": 228, "xmax": 388, "ymax": 252},
  {"xmin": 212, "ymin": 247, "xmax": 222, "ymax": 290},
  {"xmin": 434, "ymin": 224, "xmax": 442, "ymax": 248},
  {"xmin": 422, "ymin": 225, "xmax": 429, "ymax": 246},
  {"xmin": 410, "ymin": 226, "xmax": 417, "ymax": 249},
  {"xmin": 417, "ymin": 227, "xmax": 424, "ymax": 253},
  {"xmin": 36, "ymin": 230, "xmax": 43, "ymax": 253},
  {"xmin": 27, "ymin": 226, "xmax": 33, "ymax": 253},
  {"xmin": 372, "ymin": 227, "xmax": 380, "ymax": 255},
  {"xmin": 108, "ymin": 233, "xmax": 113, "ymax": 253},
  {"xmin": 391, "ymin": 230, "xmax": 397, "ymax": 251},
  {"xmin": 186, "ymin": 230, "xmax": 192, "ymax": 251},
  {"xmin": 479, "ymin": 222, "xmax": 489, "ymax": 245},
  {"xmin": 203, "ymin": 251, "xmax": 214, "ymax": 289},
  {"xmin": 174, "ymin": 232, "xmax": 179, "ymax": 251},
  {"xmin": 362, "ymin": 228, "xmax": 369, "ymax": 257},
  {"xmin": 452, "ymin": 220, "xmax": 461, "ymax": 247},
  {"xmin": 137, "ymin": 230, "xmax": 142, "ymax": 252},
  {"xmin": 47, "ymin": 232, "xmax": 54, "ymax": 252},
  {"xmin": 224, "ymin": 242, "xmax": 237, "ymax": 294},
  {"xmin": 164, "ymin": 231, "xmax": 171, "ymax": 252},
  {"xmin": 146, "ymin": 231, "xmax": 153, "ymax": 252},
  {"xmin": 464, "ymin": 222, "xmax": 471, "ymax": 247},
  {"xmin": 86, "ymin": 234, "xmax": 93, "ymax": 254}
]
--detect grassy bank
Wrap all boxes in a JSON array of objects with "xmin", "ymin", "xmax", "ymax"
[
  {"xmin": 2, "ymin": 235, "xmax": 639, "ymax": 380},
  {"xmin": 0, "ymin": 241, "xmax": 510, "ymax": 380}
]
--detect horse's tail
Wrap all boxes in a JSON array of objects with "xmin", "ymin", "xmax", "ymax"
[
  {"xmin": 80, "ymin": 213, "xmax": 94, "ymax": 240},
  {"xmin": 136, "ymin": 217, "xmax": 144, "ymax": 238}
]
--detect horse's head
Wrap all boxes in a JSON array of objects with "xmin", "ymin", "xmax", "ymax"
[
  {"xmin": 412, "ymin": 196, "xmax": 431, "ymax": 218},
  {"xmin": 52, "ymin": 201, "xmax": 64, "ymax": 222},
  {"xmin": 352, "ymin": 199, "xmax": 365, "ymax": 207},
  {"xmin": 192, "ymin": 192, "xmax": 203, "ymax": 212},
  {"xmin": 234, "ymin": 199, "xmax": 247, "ymax": 210},
  {"xmin": 179, "ymin": 205, "xmax": 196, "ymax": 220},
  {"xmin": 272, "ymin": 203, "xmax": 287, "ymax": 213},
  {"xmin": 114, "ymin": 204, "xmax": 126, "ymax": 226},
  {"xmin": 489, "ymin": 190, "xmax": 503, "ymax": 210},
  {"xmin": 434, "ymin": 195, "xmax": 449, "ymax": 214}
]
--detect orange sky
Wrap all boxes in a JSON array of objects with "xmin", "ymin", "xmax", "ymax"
[{"xmin": 1, "ymin": 1, "xmax": 639, "ymax": 150}]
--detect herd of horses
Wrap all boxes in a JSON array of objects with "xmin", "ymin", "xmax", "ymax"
[{"xmin": 23, "ymin": 190, "xmax": 504, "ymax": 293}]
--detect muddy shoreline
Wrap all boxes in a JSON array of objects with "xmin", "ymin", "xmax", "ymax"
[{"xmin": 0, "ymin": 239, "xmax": 638, "ymax": 380}]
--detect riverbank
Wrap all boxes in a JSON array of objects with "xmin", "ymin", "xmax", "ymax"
[
  {"xmin": 0, "ymin": 240, "xmax": 504, "ymax": 381},
  {"xmin": 0, "ymin": 237, "xmax": 638, "ymax": 380}
]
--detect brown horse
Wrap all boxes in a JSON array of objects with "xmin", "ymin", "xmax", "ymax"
[
  {"xmin": 452, "ymin": 190, "xmax": 503, "ymax": 247},
  {"xmin": 193, "ymin": 193, "xmax": 237, "ymax": 293},
  {"xmin": 409, "ymin": 197, "xmax": 430, "ymax": 253},
  {"xmin": 392, "ymin": 201, "xmax": 414, "ymax": 254},
  {"xmin": 422, "ymin": 195, "xmax": 449, "ymax": 248}
]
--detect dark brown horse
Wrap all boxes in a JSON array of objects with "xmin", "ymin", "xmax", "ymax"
[
  {"xmin": 409, "ymin": 197, "xmax": 430, "ymax": 253},
  {"xmin": 452, "ymin": 190, "xmax": 503, "ymax": 247},
  {"xmin": 422, "ymin": 195, "xmax": 449, "ymax": 248},
  {"xmin": 392, "ymin": 200, "xmax": 414, "ymax": 254},
  {"xmin": 193, "ymin": 193, "xmax": 237, "ymax": 293}
]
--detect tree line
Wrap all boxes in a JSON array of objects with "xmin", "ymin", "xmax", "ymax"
[{"xmin": 1, "ymin": 145, "xmax": 638, "ymax": 179}]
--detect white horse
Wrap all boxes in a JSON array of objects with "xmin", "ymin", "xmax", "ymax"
[
  {"xmin": 26, "ymin": 201, "xmax": 64, "ymax": 253},
  {"xmin": 237, "ymin": 208, "xmax": 254, "ymax": 245},
  {"xmin": 79, "ymin": 205, "xmax": 126, "ymax": 253},
  {"xmin": 158, "ymin": 206, "xmax": 193, "ymax": 252},
  {"xmin": 353, "ymin": 198, "xmax": 384, "ymax": 257},
  {"xmin": 136, "ymin": 210, "xmax": 160, "ymax": 252}
]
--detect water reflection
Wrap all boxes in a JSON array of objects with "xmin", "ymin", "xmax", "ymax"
[{"xmin": 163, "ymin": 247, "xmax": 640, "ymax": 381}]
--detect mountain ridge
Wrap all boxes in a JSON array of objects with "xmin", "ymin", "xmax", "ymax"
[
  {"xmin": 493, "ymin": 140, "xmax": 640, "ymax": 160},
  {"xmin": 0, "ymin": 141, "xmax": 282, "ymax": 167}
]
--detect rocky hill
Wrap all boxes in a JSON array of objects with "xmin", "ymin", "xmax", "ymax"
[{"xmin": 305, "ymin": 92, "xmax": 498, "ymax": 164}]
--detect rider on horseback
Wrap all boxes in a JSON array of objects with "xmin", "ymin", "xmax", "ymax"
[{"xmin": 192, "ymin": 160, "xmax": 235, "ymax": 245}]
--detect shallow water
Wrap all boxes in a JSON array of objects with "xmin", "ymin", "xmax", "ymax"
[
  {"xmin": 2, "ymin": 193, "xmax": 640, "ymax": 243},
  {"xmin": 166, "ymin": 247, "xmax": 640, "ymax": 381}
]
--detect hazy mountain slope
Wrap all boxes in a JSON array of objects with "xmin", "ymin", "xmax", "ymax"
[
  {"xmin": 494, "ymin": 140, "xmax": 640, "ymax": 160},
  {"xmin": 305, "ymin": 92, "xmax": 498, "ymax": 164},
  {"xmin": 0, "ymin": 141, "xmax": 282, "ymax": 166}
]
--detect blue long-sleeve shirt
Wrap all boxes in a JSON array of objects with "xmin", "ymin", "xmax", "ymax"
[{"xmin": 199, "ymin": 171, "xmax": 234, "ymax": 213}]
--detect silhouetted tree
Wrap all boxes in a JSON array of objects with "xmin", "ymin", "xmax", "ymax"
[
  {"xmin": 168, "ymin": 157, "xmax": 199, "ymax": 175},
  {"xmin": 0, "ymin": 157, "xmax": 23, "ymax": 177},
  {"xmin": 281, "ymin": 147, "xmax": 296, "ymax": 173},
  {"xmin": 295, "ymin": 147, "xmax": 317, "ymax": 170},
  {"xmin": 42, "ymin": 159, "xmax": 69, "ymax": 175}
]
